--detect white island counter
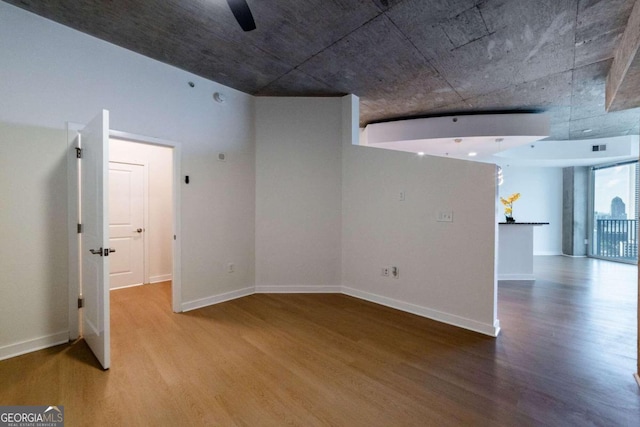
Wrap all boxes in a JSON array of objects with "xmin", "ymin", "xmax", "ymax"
[{"xmin": 498, "ymin": 223, "xmax": 549, "ymax": 281}]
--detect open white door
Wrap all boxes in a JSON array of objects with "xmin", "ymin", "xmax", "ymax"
[{"xmin": 80, "ymin": 110, "xmax": 111, "ymax": 370}]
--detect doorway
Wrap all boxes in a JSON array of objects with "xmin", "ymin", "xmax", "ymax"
[
  {"xmin": 67, "ymin": 118, "xmax": 183, "ymax": 363},
  {"xmin": 109, "ymin": 139, "xmax": 174, "ymax": 291}
]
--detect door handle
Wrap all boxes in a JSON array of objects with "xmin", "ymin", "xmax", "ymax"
[
  {"xmin": 136, "ymin": 228, "xmax": 143, "ymax": 233},
  {"xmin": 89, "ymin": 248, "xmax": 115, "ymax": 256}
]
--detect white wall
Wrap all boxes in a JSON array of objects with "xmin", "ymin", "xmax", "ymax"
[
  {"xmin": 109, "ymin": 139, "xmax": 173, "ymax": 283},
  {"xmin": 342, "ymin": 149, "xmax": 499, "ymax": 335},
  {"xmin": 0, "ymin": 123, "xmax": 70, "ymax": 358},
  {"xmin": 0, "ymin": 2, "xmax": 255, "ymax": 355},
  {"xmin": 254, "ymin": 95, "xmax": 498, "ymax": 335},
  {"xmin": 341, "ymin": 97, "xmax": 499, "ymax": 336},
  {"xmin": 255, "ymin": 98, "xmax": 343, "ymax": 292},
  {"xmin": 499, "ymin": 166, "xmax": 563, "ymax": 255}
]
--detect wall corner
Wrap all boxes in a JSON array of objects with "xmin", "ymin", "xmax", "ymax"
[{"xmin": 341, "ymin": 95, "xmax": 359, "ymax": 148}]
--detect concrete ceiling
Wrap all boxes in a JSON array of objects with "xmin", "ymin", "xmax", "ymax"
[{"xmin": 4, "ymin": 0, "xmax": 640, "ymax": 140}]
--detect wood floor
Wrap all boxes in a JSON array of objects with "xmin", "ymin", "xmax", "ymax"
[{"xmin": 1, "ymin": 257, "xmax": 638, "ymax": 426}]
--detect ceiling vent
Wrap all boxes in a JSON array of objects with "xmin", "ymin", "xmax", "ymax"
[{"xmin": 592, "ymin": 144, "xmax": 607, "ymax": 152}]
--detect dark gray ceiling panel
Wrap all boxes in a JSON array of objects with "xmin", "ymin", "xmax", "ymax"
[{"xmin": 3, "ymin": 0, "xmax": 638, "ymax": 138}]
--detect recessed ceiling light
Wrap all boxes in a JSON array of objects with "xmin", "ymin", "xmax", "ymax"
[
  {"xmin": 468, "ymin": 152, "xmax": 477, "ymax": 157},
  {"xmin": 583, "ymin": 128, "xmax": 593, "ymax": 133},
  {"xmin": 417, "ymin": 152, "xmax": 425, "ymax": 156},
  {"xmin": 454, "ymin": 138, "xmax": 462, "ymax": 143}
]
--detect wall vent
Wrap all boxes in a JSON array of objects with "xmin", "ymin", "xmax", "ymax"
[{"xmin": 592, "ymin": 144, "xmax": 607, "ymax": 152}]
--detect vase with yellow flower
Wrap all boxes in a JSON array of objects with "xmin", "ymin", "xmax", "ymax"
[{"xmin": 500, "ymin": 192, "xmax": 520, "ymax": 223}]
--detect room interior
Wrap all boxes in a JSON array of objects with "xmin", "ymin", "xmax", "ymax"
[{"xmin": 0, "ymin": 0, "xmax": 639, "ymax": 424}]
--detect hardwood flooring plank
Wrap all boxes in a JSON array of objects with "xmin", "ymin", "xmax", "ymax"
[{"xmin": 0, "ymin": 259, "xmax": 638, "ymax": 426}]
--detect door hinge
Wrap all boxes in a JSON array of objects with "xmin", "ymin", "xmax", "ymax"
[
  {"xmin": 77, "ymin": 296, "xmax": 84, "ymax": 309},
  {"xmin": 77, "ymin": 223, "xmax": 83, "ymax": 234},
  {"xmin": 75, "ymin": 147, "xmax": 82, "ymax": 159}
]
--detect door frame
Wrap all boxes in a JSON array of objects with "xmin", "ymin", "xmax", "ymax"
[{"xmin": 67, "ymin": 124, "xmax": 182, "ymax": 340}]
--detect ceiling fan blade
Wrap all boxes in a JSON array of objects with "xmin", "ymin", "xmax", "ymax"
[{"xmin": 226, "ymin": 0, "xmax": 256, "ymax": 32}]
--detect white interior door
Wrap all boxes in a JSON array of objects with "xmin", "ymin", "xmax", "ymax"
[
  {"xmin": 109, "ymin": 162, "xmax": 144, "ymax": 289},
  {"xmin": 80, "ymin": 110, "xmax": 111, "ymax": 370}
]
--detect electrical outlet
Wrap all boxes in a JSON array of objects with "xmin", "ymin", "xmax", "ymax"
[
  {"xmin": 391, "ymin": 266, "xmax": 399, "ymax": 278},
  {"xmin": 399, "ymin": 191, "xmax": 405, "ymax": 201},
  {"xmin": 227, "ymin": 263, "xmax": 235, "ymax": 273},
  {"xmin": 437, "ymin": 211, "xmax": 454, "ymax": 222},
  {"xmin": 381, "ymin": 267, "xmax": 390, "ymax": 277}
]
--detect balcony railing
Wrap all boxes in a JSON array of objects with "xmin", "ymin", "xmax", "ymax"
[{"xmin": 595, "ymin": 219, "xmax": 638, "ymax": 261}]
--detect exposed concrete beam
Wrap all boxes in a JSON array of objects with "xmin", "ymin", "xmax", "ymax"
[{"xmin": 606, "ymin": 0, "xmax": 640, "ymax": 112}]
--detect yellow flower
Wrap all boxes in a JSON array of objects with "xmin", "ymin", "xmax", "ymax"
[{"xmin": 500, "ymin": 192, "xmax": 520, "ymax": 217}]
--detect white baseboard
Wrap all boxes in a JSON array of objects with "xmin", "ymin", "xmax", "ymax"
[
  {"xmin": 149, "ymin": 274, "xmax": 172, "ymax": 284},
  {"xmin": 561, "ymin": 254, "xmax": 587, "ymax": 258},
  {"xmin": 342, "ymin": 287, "xmax": 500, "ymax": 337},
  {"xmin": 181, "ymin": 287, "xmax": 254, "ymax": 312},
  {"xmin": 110, "ymin": 275, "xmax": 172, "ymax": 291},
  {"xmin": 110, "ymin": 282, "xmax": 144, "ymax": 291},
  {"xmin": 0, "ymin": 331, "xmax": 69, "ymax": 361},
  {"xmin": 255, "ymin": 285, "xmax": 342, "ymax": 293},
  {"xmin": 497, "ymin": 274, "xmax": 535, "ymax": 281}
]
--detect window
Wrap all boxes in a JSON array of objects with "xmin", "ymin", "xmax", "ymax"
[{"xmin": 591, "ymin": 161, "xmax": 638, "ymax": 263}]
